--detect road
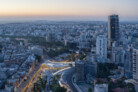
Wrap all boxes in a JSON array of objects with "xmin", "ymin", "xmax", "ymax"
[
  {"xmin": 16, "ymin": 59, "xmax": 45, "ymax": 92},
  {"xmin": 52, "ymin": 67, "xmax": 71, "ymax": 76},
  {"xmin": 62, "ymin": 68, "xmax": 78, "ymax": 92},
  {"xmin": 16, "ymin": 57, "xmax": 75, "ymax": 92}
]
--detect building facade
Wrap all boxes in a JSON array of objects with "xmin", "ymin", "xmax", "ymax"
[
  {"xmin": 124, "ymin": 48, "xmax": 133, "ymax": 78},
  {"xmin": 132, "ymin": 48, "xmax": 138, "ymax": 80},
  {"xmin": 96, "ymin": 35, "xmax": 107, "ymax": 59},
  {"xmin": 94, "ymin": 84, "xmax": 108, "ymax": 92},
  {"xmin": 78, "ymin": 33, "xmax": 90, "ymax": 49},
  {"xmin": 108, "ymin": 15, "xmax": 119, "ymax": 47},
  {"xmin": 75, "ymin": 60, "xmax": 85, "ymax": 82},
  {"xmin": 75, "ymin": 58, "xmax": 97, "ymax": 83}
]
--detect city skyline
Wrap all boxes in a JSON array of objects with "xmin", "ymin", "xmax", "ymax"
[
  {"xmin": 0, "ymin": 5, "xmax": 137, "ymax": 91},
  {"xmin": 0, "ymin": 0, "xmax": 138, "ymax": 23}
]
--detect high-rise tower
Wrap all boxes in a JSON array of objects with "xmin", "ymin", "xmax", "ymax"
[{"xmin": 108, "ymin": 15, "xmax": 119, "ymax": 47}]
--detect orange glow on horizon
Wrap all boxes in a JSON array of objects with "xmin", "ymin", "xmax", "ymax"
[
  {"xmin": 0, "ymin": 7, "xmax": 109, "ymax": 17},
  {"xmin": 0, "ymin": 0, "xmax": 137, "ymax": 20}
]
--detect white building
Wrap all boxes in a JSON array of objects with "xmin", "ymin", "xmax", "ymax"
[
  {"xmin": 96, "ymin": 35, "xmax": 107, "ymax": 59},
  {"xmin": 132, "ymin": 48, "xmax": 138, "ymax": 80},
  {"xmin": 94, "ymin": 84, "xmax": 108, "ymax": 92}
]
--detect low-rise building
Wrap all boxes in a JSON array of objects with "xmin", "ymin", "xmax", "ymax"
[{"xmin": 94, "ymin": 84, "xmax": 108, "ymax": 92}]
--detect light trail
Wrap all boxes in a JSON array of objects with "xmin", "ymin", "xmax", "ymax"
[
  {"xmin": 22, "ymin": 64, "xmax": 49, "ymax": 92},
  {"xmin": 22, "ymin": 64, "xmax": 69, "ymax": 92}
]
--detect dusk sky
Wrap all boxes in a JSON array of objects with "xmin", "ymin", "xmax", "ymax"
[{"xmin": 0, "ymin": 0, "xmax": 138, "ymax": 22}]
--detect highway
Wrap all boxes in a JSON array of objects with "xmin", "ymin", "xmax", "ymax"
[
  {"xmin": 16, "ymin": 60, "xmax": 45, "ymax": 92},
  {"xmin": 16, "ymin": 57, "xmax": 75, "ymax": 92},
  {"xmin": 61, "ymin": 68, "xmax": 78, "ymax": 92}
]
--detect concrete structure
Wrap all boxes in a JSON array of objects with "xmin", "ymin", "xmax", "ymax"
[
  {"xmin": 86, "ymin": 54, "xmax": 97, "ymax": 77},
  {"xmin": 86, "ymin": 61, "xmax": 97, "ymax": 77},
  {"xmin": 0, "ymin": 69, "xmax": 7, "ymax": 80},
  {"xmin": 78, "ymin": 33, "xmax": 90, "ymax": 49},
  {"xmin": 108, "ymin": 14, "xmax": 119, "ymax": 47},
  {"xmin": 96, "ymin": 35, "xmax": 107, "ymax": 59},
  {"xmin": 31, "ymin": 46, "xmax": 43, "ymax": 57},
  {"xmin": 75, "ymin": 56, "xmax": 97, "ymax": 83},
  {"xmin": 86, "ymin": 53, "xmax": 96, "ymax": 63},
  {"xmin": 112, "ymin": 47, "xmax": 124, "ymax": 64},
  {"xmin": 5, "ymin": 85, "xmax": 14, "ymax": 92},
  {"xmin": 124, "ymin": 48, "xmax": 133, "ymax": 78},
  {"xmin": 132, "ymin": 48, "xmax": 138, "ymax": 80},
  {"xmin": 94, "ymin": 84, "xmax": 108, "ymax": 92},
  {"xmin": 75, "ymin": 60, "xmax": 85, "ymax": 82},
  {"xmin": 46, "ymin": 33, "xmax": 56, "ymax": 42}
]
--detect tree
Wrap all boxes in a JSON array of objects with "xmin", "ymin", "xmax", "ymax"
[
  {"xmin": 33, "ymin": 83, "xmax": 41, "ymax": 92},
  {"xmin": 38, "ymin": 76, "xmax": 47, "ymax": 92},
  {"xmin": 97, "ymin": 63, "xmax": 117, "ymax": 78},
  {"xmin": 88, "ymin": 88, "xmax": 92, "ymax": 92},
  {"xmin": 54, "ymin": 86, "xmax": 67, "ymax": 92},
  {"xmin": 79, "ymin": 53, "xmax": 86, "ymax": 60},
  {"xmin": 127, "ymin": 83, "xmax": 136, "ymax": 92},
  {"xmin": 35, "ymin": 54, "xmax": 41, "ymax": 62}
]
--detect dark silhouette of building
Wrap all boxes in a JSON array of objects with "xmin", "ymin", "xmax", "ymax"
[
  {"xmin": 75, "ymin": 55, "xmax": 97, "ymax": 83},
  {"xmin": 108, "ymin": 14, "xmax": 119, "ymax": 47},
  {"xmin": 75, "ymin": 60, "xmax": 85, "ymax": 82}
]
